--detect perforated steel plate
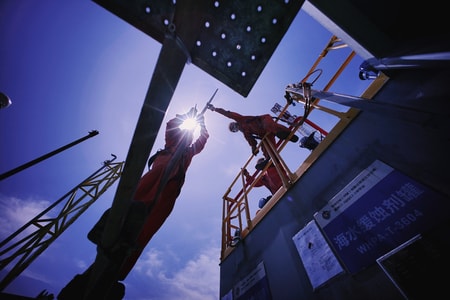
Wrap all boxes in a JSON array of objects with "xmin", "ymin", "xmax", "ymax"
[{"xmin": 93, "ymin": 0, "xmax": 303, "ymax": 97}]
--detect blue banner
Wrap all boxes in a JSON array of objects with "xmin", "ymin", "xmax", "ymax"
[{"xmin": 314, "ymin": 160, "xmax": 449, "ymax": 274}]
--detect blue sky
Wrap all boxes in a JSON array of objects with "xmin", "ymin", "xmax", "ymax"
[{"xmin": 0, "ymin": 2, "xmax": 371, "ymax": 299}]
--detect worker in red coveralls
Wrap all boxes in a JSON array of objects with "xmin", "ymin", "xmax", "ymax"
[
  {"xmin": 118, "ymin": 107, "xmax": 209, "ymax": 279},
  {"xmin": 206, "ymin": 104, "xmax": 298, "ymax": 159},
  {"xmin": 58, "ymin": 107, "xmax": 209, "ymax": 300},
  {"xmin": 243, "ymin": 157, "xmax": 284, "ymax": 195},
  {"xmin": 242, "ymin": 157, "xmax": 286, "ymax": 214}
]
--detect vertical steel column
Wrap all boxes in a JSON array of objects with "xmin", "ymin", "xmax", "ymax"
[{"xmin": 102, "ymin": 35, "xmax": 188, "ymax": 249}]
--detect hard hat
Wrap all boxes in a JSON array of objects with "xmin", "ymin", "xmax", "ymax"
[{"xmin": 229, "ymin": 122, "xmax": 239, "ymax": 132}]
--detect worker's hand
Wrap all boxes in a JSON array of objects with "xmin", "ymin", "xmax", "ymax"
[
  {"xmin": 187, "ymin": 106, "xmax": 197, "ymax": 117},
  {"xmin": 206, "ymin": 104, "xmax": 215, "ymax": 111},
  {"xmin": 242, "ymin": 168, "xmax": 249, "ymax": 176}
]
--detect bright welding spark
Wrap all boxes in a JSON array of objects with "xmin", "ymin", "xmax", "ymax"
[{"xmin": 179, "ymin": 117, "xmax": 198, "ymax": 131}]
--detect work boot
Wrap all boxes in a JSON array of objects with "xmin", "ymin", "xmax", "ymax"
[
  {"xmin": 107, "ymin": 281, "xmax": 125, "ymax": 300},
  {"xmin": 276, "ymin": 131, "xmax": 299, "ymax": 142},
  {"xmin": 290, "ymin": 134, "xmax": 299, "ymax": 142}
]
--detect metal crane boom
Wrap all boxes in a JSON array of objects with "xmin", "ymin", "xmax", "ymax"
[{"xmin": 0, "ymin": 155, "xmax": 124, "ymax": 292}]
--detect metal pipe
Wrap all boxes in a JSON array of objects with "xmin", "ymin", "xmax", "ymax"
[{"xmin": 0, "ymin": 130, "xmax": 99, "ymax": 180}]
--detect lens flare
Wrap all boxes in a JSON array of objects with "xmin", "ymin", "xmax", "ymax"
[{"xmin": 179, "ymin": 117, "xmax": 198, "ymax": 131}]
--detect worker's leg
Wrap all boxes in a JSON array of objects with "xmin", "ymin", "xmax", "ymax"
[
  {"xmin": 262, "ymin": 115, "xmax": 299, "ymax": 142},
  {"xmin": 276, "ymin": 131, "xmax": 299, "ymax": 142}
]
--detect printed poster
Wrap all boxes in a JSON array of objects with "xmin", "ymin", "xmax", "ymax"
[{"xmin": 292, "ymin": 220, "xmax": 344, "ymax": 289}]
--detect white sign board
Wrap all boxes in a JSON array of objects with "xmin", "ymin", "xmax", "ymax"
[{"xmin": 292, "ymin": 220, "xmax": 344, "ymax": 289}]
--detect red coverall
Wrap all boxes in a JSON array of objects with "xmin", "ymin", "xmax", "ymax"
[
  {"xmin": 244, "ymin": 165, "xmax": 283, "ymax": 195},
  {"xmin": 118, "ymin": 112, "xmax": 209, "ymax": 279},
  {"xmin": 213, "ymin": 107, "xmax": 293, "ymax": 158}
]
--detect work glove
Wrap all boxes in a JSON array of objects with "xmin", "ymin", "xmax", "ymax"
[
  {"xmin": 206, "ymin": 104, "xmax": 215, "ymax": 111},
  {"xmin": 187, "ymin": 106, "xmax": 198, "ymax": 117}
]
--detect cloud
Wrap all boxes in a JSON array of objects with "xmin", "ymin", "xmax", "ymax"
[
  {"xmin": 134, "ymin": 248, "xmax": 164, "ymax": 277},
  {"xmin": 0, "ymin": 194, "xmax": 58, "ymax": 294},
  {"xmin": 75, "ymin": 258, "xmax": 88, "ymax": 270},
  {"xmin": 134, "ymin": 245, "xmax": 220, "ymax": 300},
  {"xmin": 0, "ymin": 194, "xmax": 51, "ymax": 239}
]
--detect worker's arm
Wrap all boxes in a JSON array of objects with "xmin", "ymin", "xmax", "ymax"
[
  {"xmin": 190, "ymin": 114, "xmax": 209, "ymax": 155},
  {"xmin": 243, "ymin": 168, "xmax": 263, "ymax": 187},
  {"xmin": 243, "ymin": 132, "xmax": 259, "ymax": 155},
  {"xmin": 207, "ymin": 104, "xmax": 241, "ymax": 121}
]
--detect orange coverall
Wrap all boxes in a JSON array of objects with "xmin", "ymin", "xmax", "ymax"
[
  {"xmin": 118, "ymin": 112, "xmax": 209, "ymax": 279},
  {"xmin": 244, "ymin": 164, "xmax": 283, "ymax": 195},
  {"xmin": 214, "ymin": 107, "xmax": 294, "ymax": 158}
]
